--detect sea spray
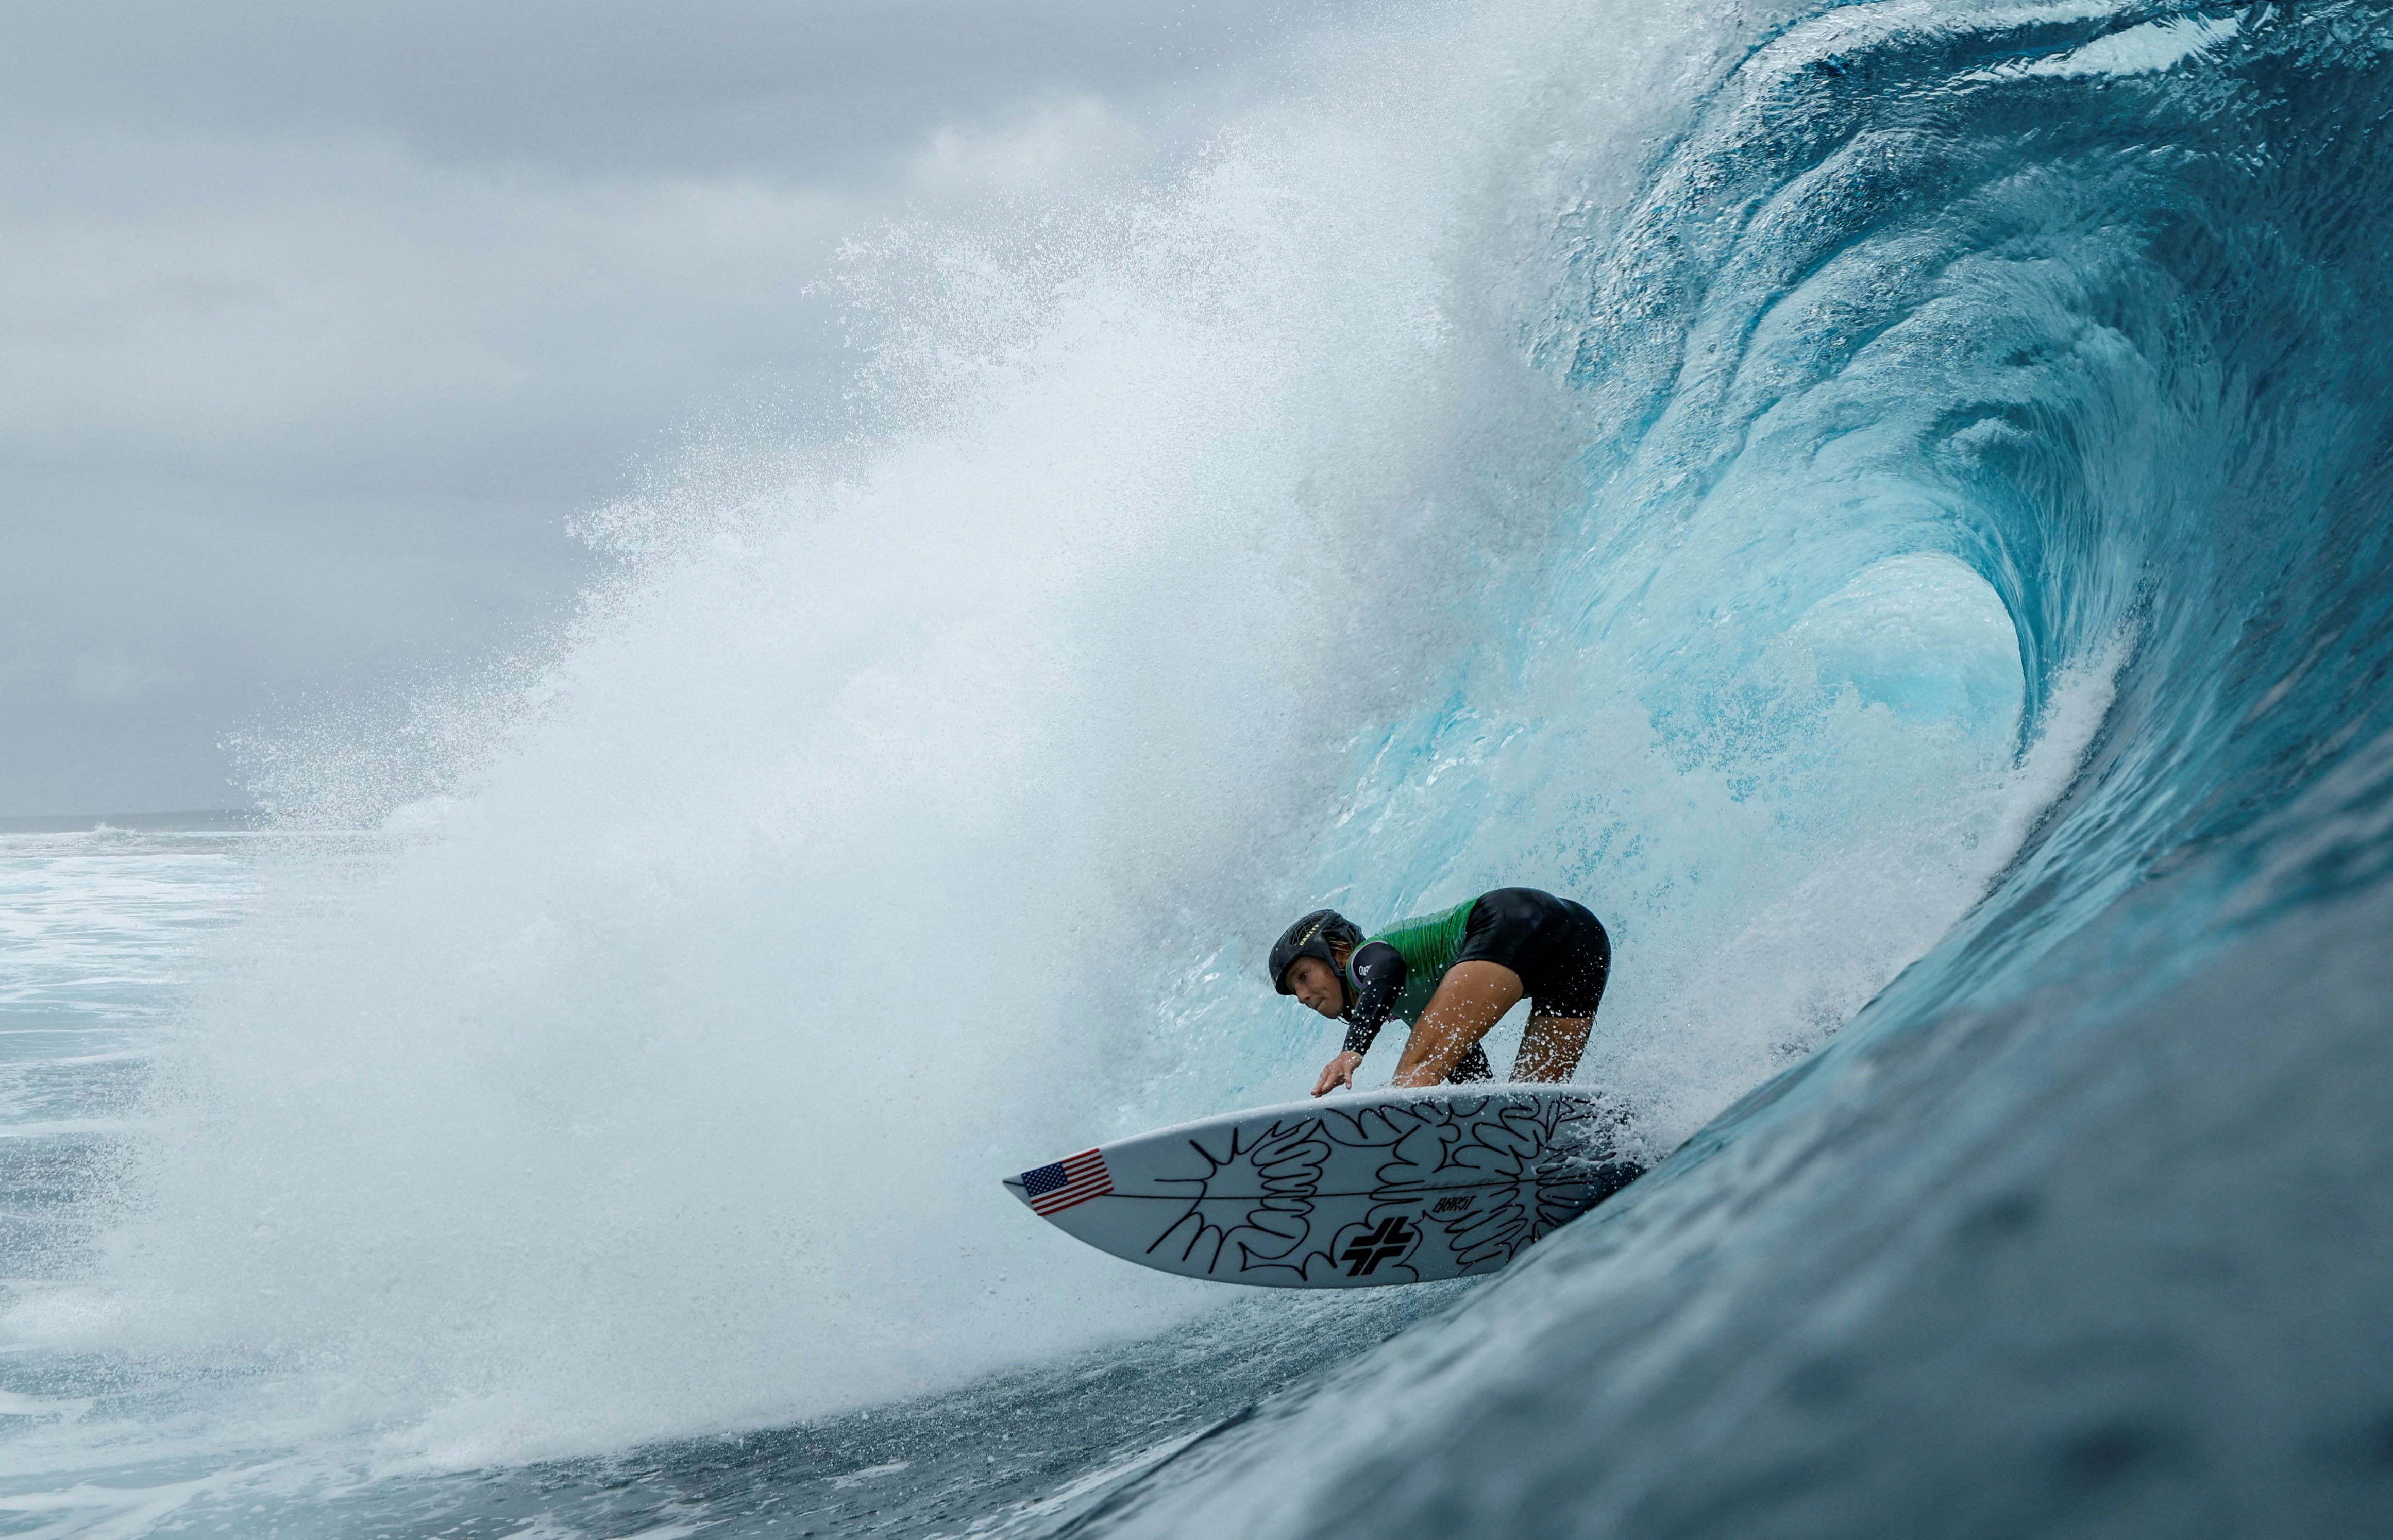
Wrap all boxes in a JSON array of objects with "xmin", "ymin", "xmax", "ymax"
[{"xmin": 1, "ymin": 2, "xmax": 2313, "ymax": 1530}]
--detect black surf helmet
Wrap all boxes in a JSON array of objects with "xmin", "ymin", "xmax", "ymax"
[{"xmin": 1269, "ymin": 908, "xmax": 1366, "ymax": 999}]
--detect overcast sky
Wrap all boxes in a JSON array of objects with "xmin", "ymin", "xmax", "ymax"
[{"xmin": 1, "ymin": 1, "xmax": 1361, "ymax": 815}]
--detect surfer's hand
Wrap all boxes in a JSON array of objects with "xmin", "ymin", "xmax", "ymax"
[{"xmin": 1313, "ymin": 1052, "xmax": 1364, "ymax": 1097}]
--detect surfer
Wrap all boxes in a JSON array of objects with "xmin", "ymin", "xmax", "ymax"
[{"xmin": 1268, "ymin": 888, "xmax": 1611, "ymax": 1097}]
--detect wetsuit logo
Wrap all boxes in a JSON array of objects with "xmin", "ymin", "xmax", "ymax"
[{"xmin": 1340, "ymin": 1216, "xmax": 1417, "ymax": 1276}]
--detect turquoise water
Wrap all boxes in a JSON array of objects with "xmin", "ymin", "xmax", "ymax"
[{"xmin": 9, "ymin": 0, "xmax": 2393, "ymax": 1534}]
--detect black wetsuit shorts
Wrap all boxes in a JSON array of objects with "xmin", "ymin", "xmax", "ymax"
[{"xmin": 1455, "ymin": 888, "xmax": 1612, "ymax": 1018}]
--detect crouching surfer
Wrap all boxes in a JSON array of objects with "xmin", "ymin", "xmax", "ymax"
[{"xmin": 1268, "ymin": 888, "xmax": 1611, "ymax": 1097}]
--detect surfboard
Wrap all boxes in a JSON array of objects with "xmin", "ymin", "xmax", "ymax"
[{"xmin": 1000, "ymin": 1084, "xmax": 1644, "ymax": 1288}]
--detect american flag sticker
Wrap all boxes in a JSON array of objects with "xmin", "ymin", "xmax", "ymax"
[{"xmin": 1021, "ymin": 1148, "xmax": 1113, "ymax": 1216}]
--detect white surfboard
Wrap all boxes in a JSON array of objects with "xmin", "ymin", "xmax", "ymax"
[{"xmin": 1001, "ymin": 1085, "xmax": 1643, "ymax": 1288}]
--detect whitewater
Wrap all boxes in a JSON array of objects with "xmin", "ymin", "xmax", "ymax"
[{"xmin": 7, "ymin": 0, "xmax": 2393, "ymax": 1534}]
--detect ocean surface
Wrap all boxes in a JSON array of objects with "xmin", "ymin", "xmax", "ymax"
[{"xmin": 8, "ymin": 0, "xmax": 2393, "ymax": 1534}]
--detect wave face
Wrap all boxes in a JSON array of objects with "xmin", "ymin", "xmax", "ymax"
[
  {"xmin": 13, "ymin": 0, "xmax": 2393, "ymax": 1533},
  {"xmin": 1071, "ymin": 2, "xmax": 2393, "ymax": 1535}
]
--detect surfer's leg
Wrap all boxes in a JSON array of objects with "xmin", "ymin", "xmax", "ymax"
[
  {"xmin": 1390, "ymin": 960, "xmax": 1522, "ymax": 1087},
  {"xmin": 1512, "ymin": 1013, "xmax": 1592, "ymax": 1081},
  {"xmin": 1510, "ymin": 902, "xmax": 1608, "ymax": 1081}
]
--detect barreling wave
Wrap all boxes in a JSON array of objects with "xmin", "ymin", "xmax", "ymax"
[
  {"xmin": 12, "ymin": 1, "xmax": 2393, "ymax": 1535},
  {"xmin": 1087, "ymin": 2, "xmax": 2393, "ymax": 1535}
]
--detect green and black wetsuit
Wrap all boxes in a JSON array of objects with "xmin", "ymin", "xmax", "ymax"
[{"xmin": 1339, "ymin": 887, "xmax": 1611, "ymax": 1082}]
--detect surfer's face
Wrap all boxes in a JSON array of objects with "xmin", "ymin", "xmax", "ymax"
[{"xmin": 1284, "ymin": 956, "xmax": 1343, "ymax": 1018}]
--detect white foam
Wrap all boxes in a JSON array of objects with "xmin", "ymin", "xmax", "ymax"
[
  {"xmin": 47, "ymin": 2, "xmax": 1641, "ymax": 1466},
  {"xmin": 2008, "ymin": 13, "xmax": 2240, "ymax": 79},
  {"xmin": 13, "ymin": 0, "xmax": 2124, "ymax": 1481}
]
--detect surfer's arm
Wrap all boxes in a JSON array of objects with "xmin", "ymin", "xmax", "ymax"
[
  {"xmin": 1314, "ymin": 942, "xmax": 1405, "ymax": 1095},
  {"xmin": 1339, "ymin": 941, "xmax": 1406, "ymax": 1055}
]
